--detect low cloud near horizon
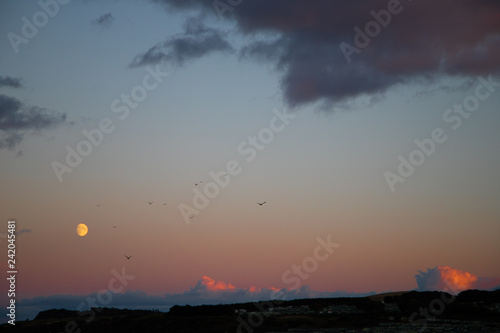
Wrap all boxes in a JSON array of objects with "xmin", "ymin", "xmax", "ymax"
[
  {"xmin": 15, "ymin": 275, "xmax": 374, "ymax": 321},
  {"xmin": 14, "ymin": 266, "xmax": 500, "ymax": 322},
  {"xmin": 416, "ymin": 265, "xmax": 500, "ymax": 294}
]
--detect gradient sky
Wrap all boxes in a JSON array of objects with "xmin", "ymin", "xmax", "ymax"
[{"xmin": 1, "ymin": 0, "xmax": 500, "ymax": 321}]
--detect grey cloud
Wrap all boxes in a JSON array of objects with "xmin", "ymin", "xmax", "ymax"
[
  {"xmin": 0, "ymin": 132, "xmax": 23, "ymax": 151},
  {"xmin": 129, "ymin": 17, "xmax": 233, "ymax": 67},
  {"xmin": 0, "ymin": 94, "xmax": 66, "ymax": 152},
  {"xmin": 147, "ymin": 0, "xmax": 500, "ymax": 111},
  {"xmin": 93, "ymin": 13, "xmax": 114, "ymax": 28},
  {"xmin": 15, "ymin": 228, "xmax": 32, "ymax": 236},
  {"xmin": 0, "ymin": 76, "xmax": 23, "ymax": 88}
]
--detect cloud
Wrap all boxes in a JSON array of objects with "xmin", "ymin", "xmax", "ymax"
[
  {"xmin": 0, "ymin": 76, "xmax": 23, "ymax": 88},
  {"xmin": 198, "ymin": 275, "xmax": 236, "ymax": 291},
  {"xmin": 15, "ymin": 276, "xmax": 374, "ymax": 321},
  {"xmin": 145, "ymin": 0, "xmax": 500, "ymax": 111},
  {"xmin": 93, "ymin": 13, "xmax": 114, "ymax": 29},
  {"xmin": 129, "ymin": 17, "xmax": 233, "ymax": 67},
  {"xmin": 15, "ymin": 228, "xmax": 32, "ymax": 236},
  {"xmin": 0, "ymin": 94, "xmax": 67, "ymax": 152},
  {"xmin": 415, "ymin": 266, "xmax": 500, "ymax": 294}
]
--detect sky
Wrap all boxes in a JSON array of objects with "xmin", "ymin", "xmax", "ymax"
[{"xmin": 1, "ymin": 0, "xmax": 500, "ymax": 322}]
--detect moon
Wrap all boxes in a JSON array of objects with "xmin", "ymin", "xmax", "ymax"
[{"xmin": 76, "ymin": 223, "xmax": 88, "ymax": 237}]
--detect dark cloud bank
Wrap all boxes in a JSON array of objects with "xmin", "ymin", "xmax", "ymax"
[{"xmin": 137, "ymin": 0, "xmax": 500, "ymax": 110}]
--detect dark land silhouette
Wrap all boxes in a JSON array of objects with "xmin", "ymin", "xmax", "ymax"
[{"xmin": 3, "ymin": 289, "xmax": 500, "ymax": 332}]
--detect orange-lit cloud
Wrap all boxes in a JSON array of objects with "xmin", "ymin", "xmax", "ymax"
[
  {"xmin": 16, "ymin": 277, "xmax": 376, "ymax": 321},
  {"xmin": 200, "ymin": 277, "xmax": 286, "ymax": 295},
  {"xmin": 200, "ymin": 276, "xmax": 236, "ymax": 291},
  {"xmin": 438, "ymin": 265, "xmax": 478, "ymax": 291},
  {"xmin": 248, "ymin": 286, "xmax": 259, "ymax": 293},
  {"xmin": 415, "ymin": 265, "xmax": 500, "ymax": 294}
]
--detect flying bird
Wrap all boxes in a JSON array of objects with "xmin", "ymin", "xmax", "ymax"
[
  {"xmin": 148, "ymin": 201, "xmax": 153, "ymax": 205},
  {"xmin": 163, "ymin": 203, "xmax": 167, "ymax": 206},
  {"xmin": 257, "ymin": 201, "xmax": 267, "ymax": 206},
  {"xmin": 96, "ymin": 204, "xmax": 101, "ymax": 207},
  {"xmin": 124, "ymin": 255, "xmax": 132, "ymax": 259}
]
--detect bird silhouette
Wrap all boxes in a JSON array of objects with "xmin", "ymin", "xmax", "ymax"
[
  {"xmin": 257, "ymin": 201, "xmax": 266, "ymax": 206},
  {"xmin": 96, "ymin": 204, "xmax": 101, "ymax": 207},
  {"xmin": 148, "ymin": 201, "xmax": 153, "ymax": 205},
  {"xmin": 163, "ymin": 203, "xmax": 167, "ymax": 206},
  {"xmin": 124, "ymin": 255, "xmax": 132, "ymax": 259}
]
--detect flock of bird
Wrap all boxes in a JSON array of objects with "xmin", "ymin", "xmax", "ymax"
[{"xmin": 96, "ymin": 180, "xmax": 267, "ymax": 261}]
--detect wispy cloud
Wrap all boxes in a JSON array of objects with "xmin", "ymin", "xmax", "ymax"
[
  {"xmin": 92, "ymin": 13, "xmax": 114, "ymax": 29},
  {"xmin": 0, "ymin": 94, "xmax": 66, "ymax": 153},
  {"xmin": 129, "ymin": 17, "xmax": 233, "ymax": 67},
  {"xmin": 0, "ymin": 76, "xmax": 23, "ymax": 88},
  {"xmin": 15, "ymin": 228, "xmax": 32, "ymax": 236}
]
